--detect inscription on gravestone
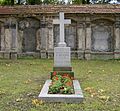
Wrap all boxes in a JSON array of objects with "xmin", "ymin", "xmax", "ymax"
[{"xmin": 54, "ymin": 47, "xmax": 71, "ymax": 67}]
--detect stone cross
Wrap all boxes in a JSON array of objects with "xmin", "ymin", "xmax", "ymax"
[{"xmin": 53, "ymin": 12, "xmax": 71, "ymax": 47}]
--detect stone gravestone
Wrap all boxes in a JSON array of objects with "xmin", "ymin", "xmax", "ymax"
[
  {"xmin": 39, "ymin": 12, "xmax": 84, "ymax": 103},
  {"xmin": 53, "ymin": 12, "xmax": 71, "ymax": 71}
]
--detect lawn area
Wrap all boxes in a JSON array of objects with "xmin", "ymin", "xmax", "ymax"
[{"xmin": 0, "ymin": 59, "xmax": 120, "ymax": 111}]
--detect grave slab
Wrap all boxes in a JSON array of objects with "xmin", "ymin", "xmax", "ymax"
[{"xmin": 38, "ymin": 80, "xmax": 84, "ymax": 103}]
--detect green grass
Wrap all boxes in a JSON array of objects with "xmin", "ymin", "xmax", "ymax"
[{"xmin": 0, "ymin": 59, "xmax": 120, "ymax": 111}]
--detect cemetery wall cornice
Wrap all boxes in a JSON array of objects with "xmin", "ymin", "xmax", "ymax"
[{"xmin": 0, "ymin": 5, "xmax": 120, "ymax": 15}]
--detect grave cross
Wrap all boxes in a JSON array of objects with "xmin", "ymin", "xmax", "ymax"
[{"xmin": 53, "ymin": 12, "xmax": 71, "ymax": 47}]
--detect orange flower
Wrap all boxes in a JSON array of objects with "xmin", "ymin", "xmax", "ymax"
[
  {"xmin": 55, "ymin": 77, "xmax": 58, "ymax": 80},
  {"xmin": 53, "ymin": 72, "xmax": 57, "ymax": 76}
]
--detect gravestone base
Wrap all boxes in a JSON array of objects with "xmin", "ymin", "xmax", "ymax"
[
  {"xmin": 53, "ymin": 67, "xmax": 72, "ymax": 71},
  {"xmin": 38, "ymin": 80, "xmax": 84, "ymax": 103}
]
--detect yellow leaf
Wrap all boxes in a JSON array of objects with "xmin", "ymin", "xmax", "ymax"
[
  {"xmin": 98, "ymin": 96, "xmax": 110, "ymax": 101},
  {"xmin": 88, "ymin": 70, "xmax": 92, "ymax": 73},
  {"xmin": 6, "ymin": 64, "xmax": 10, "ymax": 67},
  {"xmin": 16, "ymin": 98, "xmax": 23, "ymax": 102},
  {"xmin": 102, "ymin": 70, "xmax": 105, "ymax": 72},
  {"xmin": 32, "ymin": 99, "xmax": 43, "ymax": 106},
  {"xmin": 0, "ymin": 90, "xmax": 5, "ymax": 95},
  {"xmin": 24, "ymin": 79, "xmax": 32, "ymax": 84},
  {"xmin": 98, "ymin": 89, "xmax": 105, "ymax": 93}
]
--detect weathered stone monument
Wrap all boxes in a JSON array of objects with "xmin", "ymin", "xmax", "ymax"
[
  {"xmin": 39, "ymin": 12, "xmax": 84, "ymax": 103},
  {"xmin": 53, "ymin": 12, "xmax": 71, "ymax": 71}
]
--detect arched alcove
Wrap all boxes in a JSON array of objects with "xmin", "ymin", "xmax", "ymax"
[
  {"xmin": 19, "ymin": 18, "xmax": 40, "ymax": 52},
  {"xmin": 91, "ymin": 19, "xmax": 114, "ymax": 52},
  {"xmin": 65, "ymin": 19, "xmax": 77, "ymax": 50}
]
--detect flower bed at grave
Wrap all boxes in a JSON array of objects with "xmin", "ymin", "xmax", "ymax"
[{"xmin": 48, "ymin": 72, "xmax": 74, "ymax": 94}]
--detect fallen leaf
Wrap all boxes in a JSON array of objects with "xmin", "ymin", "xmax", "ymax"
[
  {"xmin": 98, "ymin": 95, "xmax": 110, "ymax": 102},
  {"xmin": 84, "ymin": 87, "xmax": 94, "ymax": 93},
  {"xmin": 32, "ymin": 99, "xmax": 43, "ymax": 106},
  {"xmin": 6, "ymin": 64, "xmax": 10, "ymax": 67},
  {"xmin": 88, "ymin": 70, "xmax": 92, "ymax": 73},
  {"xmin": 24, "ymin": 79, "xmax": 32, "ymax": 84},
  {"xmin": 16, "ymin": 98, "xmax": 23, "ymax": 102},
  {"xmin": 102, "ymin": 70, "xmax": 105, "ymax": 72},
  {"xmin": 98, "ymin": 89, "xmax": 105, "ymax": 93},
  {"xmin": 91, "ymin": 92, "xmax": 98, "ymax": 97},
  {"xmin": 0, "ymin": 90, "xmax": 5, "ymax": 95},
  {"xmin": 84, "ymin": 87, "xmax": 98, "ymax": 97}
]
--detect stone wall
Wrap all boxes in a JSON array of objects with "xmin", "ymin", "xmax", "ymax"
[{"xmin": 0, "ymin": 13, "xmax": 120, "ymax": 59}]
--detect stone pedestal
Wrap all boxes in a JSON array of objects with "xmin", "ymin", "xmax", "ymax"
[
  {"xmin": 0, "ymin": 51, "xmax": 4, "ymax": 59},
  {"xmin": 54, "ymin": 47, "xmax": 72, "ymax": 71},
  {"xmin": 77, "ymin": 49, "xmax": 84, "ymax": 59},
  {"xmin": 10, "ymin": 51, "xmax": 17, "ymax": 60},
  {"xmin": 85, "ymin": 50, "xmax": 91, "ymax": 60},
  {"xmin": 114, "ymin": 49, "xmax": 120, "ymax": 59},
  {"xmin": 48, "ymin": 49, "xmax": 54, "ymax": 59},
  {"xmin": 40, "ymin": 50, "xmax": 47, "ymax": 58},
  {"xmin": 54, "ymin": 47, "xmax": 71, "ymax": 67},
  {"xmin": 4, "ymin": 52, "xmax": 10, "ymax": 59}
]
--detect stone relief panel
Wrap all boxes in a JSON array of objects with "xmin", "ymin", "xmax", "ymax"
[
  {"xmin": 40, "ymin": 28, "xmax": 48, "ymax": 50},
  {"xmin": 91, "ymin": 23, "xmax": 113, "ymax": 52},
  {"xmin": 53, "ymin": 25, "xmax": 59, "ymax": 47},
  {"xmin": 65, "ymin": 25, "xmax": 77, "ymax": 49},
  {"xmin": 19, "ymin": 18, "xmax": 40, "ymax": 52}
]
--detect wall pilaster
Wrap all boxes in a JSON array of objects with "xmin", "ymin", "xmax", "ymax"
[{"xmin": 114, "ymin": 18, "xmax": 120, "ymax": 59}]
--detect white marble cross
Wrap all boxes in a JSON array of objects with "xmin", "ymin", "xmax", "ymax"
[{"xmin": 53, "ymin": 12, "xmax": 71, "ymax": 47}]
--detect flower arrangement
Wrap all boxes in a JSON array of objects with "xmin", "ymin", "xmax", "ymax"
[{"xmin": 48, "ymin": 72, "xmax": 74, "ymax": 94}]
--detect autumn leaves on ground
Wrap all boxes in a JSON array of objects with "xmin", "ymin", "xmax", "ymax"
[{"xmin": 0, "ymin": 59, "xmax": 120, "ymax": 111}]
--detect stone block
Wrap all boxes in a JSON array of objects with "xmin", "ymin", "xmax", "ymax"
[
  {"xmin": 40, "ymin": 50, "xmax": 47, "ymax": 58},
  {"xmin": 71, "ymin": 51, "xmax": 77, "ymax": 59},
  {"xmin": 10, "ymin": 52, "xmax": 17, "ymax": 60},
  {"xmin": 54, "ymin": 47, "xmax": 71, "ymax": 67},
  {"xmin": 48, "ymin": 50, "xmax": 54, "ymax": 59},
  {"xmin": 0, "ymin": 51, "xmax": 4, "ymax": 59},
  {"xmin": 85, "ymin": 50, "xmax": 91, "ymax": 60},
  {"xmin": 33, "ymin": 52, "xmax": 40, "ymax": 58},
  {"xmin": 38, "ymin": 80, "xmax": 84, "ymax": 103},
  {"xmin": 4, "ymin": 52, "xmax": 10, "ymax": 59},
  {"xmin": 114, "ymin": 50, "xmax": 120, "ymax": 59},
  {"xmin": 91, "ymin": 52, "xmax": 114, "ymax": 60},
  {"xmin": 77, "ymin": 50, "xmax": 84, "ymax": 59}
]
